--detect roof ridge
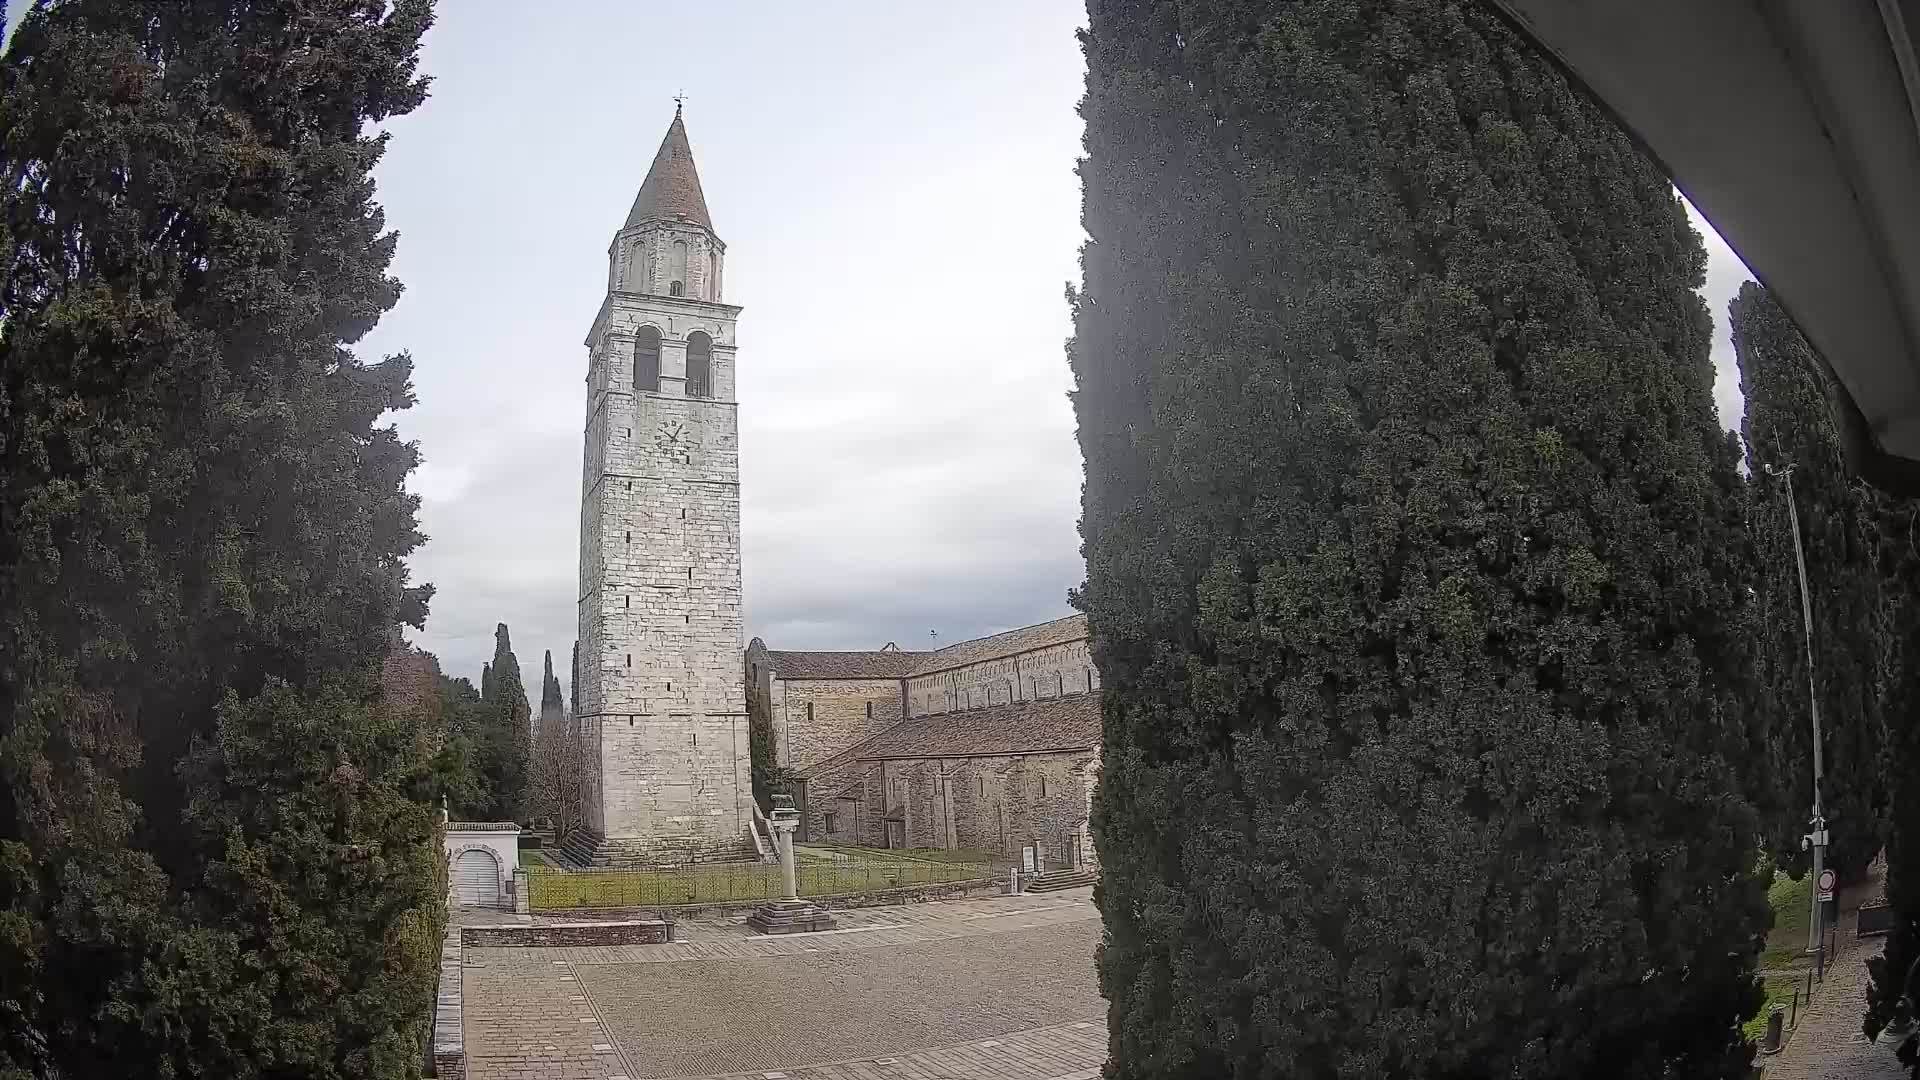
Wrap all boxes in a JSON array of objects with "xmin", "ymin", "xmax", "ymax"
[{"xmin": 931, "ymin": 613, "xmax": 1084, "ymax": 656}]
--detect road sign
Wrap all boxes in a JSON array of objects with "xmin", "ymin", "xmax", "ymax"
[{"xmin": 1817, "ymin": 868, "xmax": 1837, "ymax": 902}]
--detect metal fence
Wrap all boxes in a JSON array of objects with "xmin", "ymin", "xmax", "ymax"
[{"xmin": 526, "ymin": 855, "xmax": 991, "ymax": 911}]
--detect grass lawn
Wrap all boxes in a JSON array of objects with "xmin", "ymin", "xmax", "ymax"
[
  {"xmin": 1761, "ymin": 872, "xmax": 1813, "ymax": 970},
  {"xmin": 1742, "ymin": 974, "xmax": 1803, "ymax": 1040},
  {"xmin": 527, "ymin": 855, "xmax": 991, "ymax": 910},
  {"xmin": 517, "ymin": 848, "xmax": 548, "ymax": 869}
]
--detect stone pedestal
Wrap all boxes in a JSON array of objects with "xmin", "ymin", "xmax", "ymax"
[
  {"xmin": 747, "ymin": 795, "xmax": 837, "ymax": 935},
  {"xmin": 746, "ymin": 897, "xmax": 837, "ymax": 935}
]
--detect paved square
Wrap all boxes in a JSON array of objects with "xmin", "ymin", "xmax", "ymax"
[{"xmin": 462, "ymin": 889, "xmax": 1107, "ymax": 1080}]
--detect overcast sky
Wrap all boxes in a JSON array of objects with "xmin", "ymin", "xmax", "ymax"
[{"xmin": 5, "ymin": 1, "xmax": 1754, "ymax": 706}]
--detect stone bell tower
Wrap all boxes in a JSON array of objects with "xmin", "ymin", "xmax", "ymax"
[{"xmin": 570, "ymin": 105, "xmax": 751, "ymax": 865}]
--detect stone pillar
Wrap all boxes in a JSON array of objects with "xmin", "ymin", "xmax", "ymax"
[
  {"xmin": 512, "ymin": 868, "xmax": 530, "ymax": 914},
  {"xmin": 776, "ymin": 815, "xmax": 799, "ymax": 900},
  {"xmin": 747, "ymin": 795, "xmax": 836, "ymax": 935}
]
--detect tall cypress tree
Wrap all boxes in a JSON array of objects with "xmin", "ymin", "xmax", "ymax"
[
  {"xmin": 0, "ymin": 1, "xmax": 439, "ymax": 1076},
  {"xmin": 540, "ymin": 648, "xmax": 565, "ymax": 732},
  {"xmin": 1732, "ymin": 281, "xmax": 1889, "ymax": 882},
  {"xmin": 486, "ymin": 622, "xmax": 531, "ymax": 819},
  {"xmin": 1072, "ymin": 3, "xmax": 1765, "ymax": 1076},
  {"xmin": 1867, "ymin": 493, "xmax": 1920, "ymax": 1054}
]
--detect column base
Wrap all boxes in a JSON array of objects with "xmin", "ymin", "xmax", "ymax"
[{"xmin": 746, "ymin": 898, "xmax": 838, "ymax": 935}]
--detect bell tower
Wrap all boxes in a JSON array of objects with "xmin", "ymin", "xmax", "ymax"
[{"xmin": 572, "ymin": 106, "xmax": 751, "ymax": 865}]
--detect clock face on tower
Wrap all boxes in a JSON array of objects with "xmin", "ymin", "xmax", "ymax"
[{"xmin": 654, "ymin": 420, "xmax": 694, "ymax": 464}]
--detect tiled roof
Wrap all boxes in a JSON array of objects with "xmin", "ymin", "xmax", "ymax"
[
  {"xmin": 910, "ymin": 614, "xmax": 1086, "ymax": 676},
  {"xmin": 847, "ymin": 693, "xmax": 1100, "ymax": 761},
  {"xmin": 625, "ymin": 110, "xmax": 713, "ymax": 232},
  {"xmin": 763, "ymin": 650, "xmax": 925, "ymax": 680},
  {"xmin": 759, "ymin": 613, "xmax": 1088, "ymax": 682}
]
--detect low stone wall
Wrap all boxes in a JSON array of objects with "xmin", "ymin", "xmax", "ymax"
[
  {"xmin": 460, "ymin": 919, "xmax": 674, "ymax": 947},
  {"xmin": 560, "ymin": 875, "xmax": 1002, "ymax": 921},
  {"xmin": 432, "ymin": 923, "xmax": 464, "ymax": 1079}
]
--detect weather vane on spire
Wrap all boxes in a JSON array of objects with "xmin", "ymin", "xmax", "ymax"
[{"xmin": 673, "ymin": 90, "xmax": 686, "ymax": 117}]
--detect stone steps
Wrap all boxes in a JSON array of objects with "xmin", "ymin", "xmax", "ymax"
[{"xmin": 1026, "ymin": 868, "xmax": 1097, "ymax": 893}]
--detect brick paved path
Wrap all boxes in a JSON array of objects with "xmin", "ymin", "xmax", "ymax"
[
  {"xmin": 462, "ymin": 888, "xmax": 1106, "ymax": 1080},
  {"xmin": 1761, "ymin": 941, "xmax": 1905, "ymax": 1080}
]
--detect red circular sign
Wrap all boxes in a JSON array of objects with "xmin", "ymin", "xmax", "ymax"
[{"xmin": 1818, "ymin": 869, "xmax": 1837, "ymax": 893}]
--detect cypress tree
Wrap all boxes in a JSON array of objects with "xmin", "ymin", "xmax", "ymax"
[
  {"xmin": 1867, "ymin": 494, "xmax": 1920, "ymax": 1050},
  {"xmin": 0, "ymin": 1, "xmax": 439, "ymax": 1075},
  {"xmin": 1732, "ymin": 281, "xmax": 1889, "ymax": 882},
  {"xmin": 1071, "ymin": 3, "xmax": 1765, "ymax": 1076},
  {"xmin": 540, "ymin": 648, "xmax": 565, "ymax": 731},
  {"xmin": 486, "ymin": 622, "xmax": 531, "ymax": 819}
]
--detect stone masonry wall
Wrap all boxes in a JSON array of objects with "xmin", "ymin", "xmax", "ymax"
[
  {"xmin": 577, "ymin": 228, "xmax": 750, "ymax": 861},
  {"xmin": 868, "ymin": 751, "xmax": 1098, "ymax": 862},
  {"xmin": 905, "ymin": 638, "xmax": 1098, "ymax": 718},
  {"xmin": 771, "ymin": 677, "xmax": 904, "ymax": 772}
]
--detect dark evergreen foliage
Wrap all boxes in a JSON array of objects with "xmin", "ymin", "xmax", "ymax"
[
  {"xmin": 1071, "ymin": 2, "xmax": 1766, "ymax": 1076},
  {"xmin": 0, "ymin": 1, "xmax": 440, "ymax": 1075},
  {"xmin": 1868, "ymin": 495, "xmax": 1920, "ymax": 1063},
  {"xmin": 540, "ymin": 648, "xmax": 565, "ymax": 735},
  {"xmin": 1732, "ymin": 282, "xmax": 1889, "ymax": 882},
  {"xmin": 484, "ymin": 622, "xmax": 531, "ymax": 820}
]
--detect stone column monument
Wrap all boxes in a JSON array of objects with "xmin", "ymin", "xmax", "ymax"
[{"xmin": 747, "ymin": 796, "xmax": 837, "ymax": 935}]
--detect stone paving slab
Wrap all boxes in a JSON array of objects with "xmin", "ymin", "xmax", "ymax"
[
  {"xmin": 627, "ymin": 1018, "xmax": 1107, "ymax": 1080},
  {"xmin": 463, "ymin": 888, "xmax": 1106, "ymax": 1080},
  {"xmin": 470, "ymin": 893, "xmax": 1098, "ymax": 968},
  {"xmin": 570, "ymin": 921, "xmax": 1101, "ymax": 1078}
]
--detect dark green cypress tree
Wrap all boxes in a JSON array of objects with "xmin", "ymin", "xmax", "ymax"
[
  {"xmin": 1732, "ymin": 281, "xmax": 1889, "ymax": 882},
  {"xmin": 0, "ymin": 1, "xmax": 438, "ymax": 1075},
  {"xmin": 1867, "ymin": 493, "xmax": 1920, "ymax": 1055},
  {"xmin": 540, "ymin": 649, "xmax": 565, "ymax": 728},
  {"xmin": 1071, "ymin": 2, "xmax": 1766, "ymax": 1076},
  {"xmin": 486, "ymin": 622, "xmax": 531, "ymax": 820},
  {"xmin": 570, "ymin": 640, "xmax": 580, "ymax": 719}
]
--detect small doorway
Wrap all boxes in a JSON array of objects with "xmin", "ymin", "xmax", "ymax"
[{"xmin": 453, "ymin": 849, "xmax": 501, "ymax": 908}]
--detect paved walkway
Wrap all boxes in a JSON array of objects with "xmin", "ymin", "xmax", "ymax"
[
  {"xmin": 1761, "ymin": 859, "xmax": 1905, "ymax": 1080},
  {"xmin": 462, "ymin": 888, "xmax": 1105, "ymax": 1080},
  {"xmin": 1759, "ymin": 941, "xmax": 1904, "ymax": 1080}
]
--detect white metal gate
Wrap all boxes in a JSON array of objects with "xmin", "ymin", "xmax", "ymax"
[{"xmin": 453, "ymin": 849, "xmax": 500, "ymax": 908}]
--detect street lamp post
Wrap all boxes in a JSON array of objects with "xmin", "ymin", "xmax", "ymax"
[{"xmin": 1764, "ymin": 462, "xmax": 1829, "ymax": 980}]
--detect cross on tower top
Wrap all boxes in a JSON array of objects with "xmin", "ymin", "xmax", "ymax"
[{"xmin": 673, "ymin": 90, "xmax": 686, "ymax": 116}]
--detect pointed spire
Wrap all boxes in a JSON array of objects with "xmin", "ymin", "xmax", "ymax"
[{"xmin": 625, "ymin": 107, "xmax": 713, "ymax": 232}]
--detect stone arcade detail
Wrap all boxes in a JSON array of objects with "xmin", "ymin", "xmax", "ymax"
[{"xmin": 569, "ymin": 107, "xmax": 753, "ymax": 866}]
